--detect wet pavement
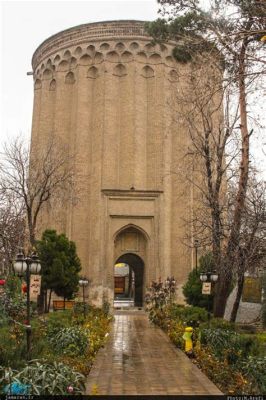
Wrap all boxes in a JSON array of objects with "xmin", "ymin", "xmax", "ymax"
[{"xmin": 86, "ymin": 311, "xmax": 222, "ymax": 395}]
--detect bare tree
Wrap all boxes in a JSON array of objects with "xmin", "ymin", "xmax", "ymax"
[
  {"xmin": 229, "ymin": 177, "xmax": 266, "ymax": 322},
  {"xmin": 0, "ymin": 137, "xmax": 75, "ymax": 248},
  {"xmin": 147, "ymin": 0, "xmax": 265, "ymax": 316},
  {"xmin": 0, "ymin": 192, "xmax": 25, "ymax": 275}
]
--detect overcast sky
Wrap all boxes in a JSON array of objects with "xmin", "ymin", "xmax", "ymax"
[
  {"xmin": 0, "ymin": 0, "xmax": 159, "ymax": 144},
  {"xmin": 0, "ymin": 0, "xmax": 265, "ymax": 175}
]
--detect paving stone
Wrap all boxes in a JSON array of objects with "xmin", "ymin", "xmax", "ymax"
[{"xmin": 86, "ymin": 311, "xmax": 222, "ymax": 395}]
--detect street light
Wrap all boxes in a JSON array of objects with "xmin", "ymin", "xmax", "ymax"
[
  {"xmin": 194, "ymin": 239, "xmax": 200, "ymax": 272},
  {"xmin": 79, "ymin": 278, "xmax": 89, "ymax": 318},
  {"xmin": 13, "ymin": 250, "xmax": 41, "ymax": 360},
  {"xmin": 200, "ymin": 271, "xmax": 219, "ymax": 326}
]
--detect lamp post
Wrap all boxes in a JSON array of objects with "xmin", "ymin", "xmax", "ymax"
[
  {"xmin": 200, "ymin": 271, "xmax": 218, "ymax": 326},
  {"xmin": 194, "ymin": 239, "xmax": 200, "ymax": 272},
  {"xmin": 79, "ymin": 278, "xmax": 89, "ymax": 318},
  {"xmin": 13, "ymin": 250, "xmax": 41, "ymax": 360}
]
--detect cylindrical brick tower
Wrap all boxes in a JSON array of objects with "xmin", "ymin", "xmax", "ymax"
[{"xmin": 31, "ymin": 20, "xmax": 195, "ymax": 305}]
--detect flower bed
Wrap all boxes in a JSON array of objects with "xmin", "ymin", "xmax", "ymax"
[
  {"xmin": 147, "ymin": 304, "xmax": 266, "ymax": 395},
  {"xmin": 0, "ymin": 304, "xmax": 112, "ymax": 395}
]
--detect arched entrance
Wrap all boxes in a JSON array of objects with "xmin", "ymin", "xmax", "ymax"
[
  {"xmin": 113, "ymin": 225, "xmax": 147, "ymax": 308},
  {"xmin": 114, "ymin": 253, "xmax": 144, "ymax": 307}
]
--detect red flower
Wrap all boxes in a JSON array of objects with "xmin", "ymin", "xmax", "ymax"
[{"xmin": 0, "ymin": 279, "xmax": 6, "ymax": 286}]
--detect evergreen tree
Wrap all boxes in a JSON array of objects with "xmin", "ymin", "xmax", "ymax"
[
  {"xmin": 37, "ymin": 230, "xmax": 81, "ymax": 311},
  {"xmin": 183, "ymin": 253, "xmax": 214, "ymax": 310}
]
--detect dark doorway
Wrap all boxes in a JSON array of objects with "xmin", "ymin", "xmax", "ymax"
[{"xmin": 115, "ymin": 253, "xmax": 144, "ymax": 307}]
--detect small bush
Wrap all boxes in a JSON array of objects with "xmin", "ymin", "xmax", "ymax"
[
  {"xmin": 168, "ymin": 321, "xmax": 187, "ymax": 349},
  {"xmin": 0, "ymin": 292, "xmax": 27, "ymax": 322},
  {"xmin": 169, "ymin": 304, "xmax": 208, "ymax": 326},
  {"xmin": 182, "ymin": 253, "xmax": 215, "ymax": 310},
  {"xmin": 200, "ymin": 328, "xmax": 262, "ymax": 365},
  {"xmin": 202, "ymin": 317, "xmax": 236, "ymax": 331},
  {"xmin": 145, "ymin": 277, "xmax": 176, "ymax": 310},
  {"xmin": 194, "ymin": 347, "xmax": 250, "ymax": 394},
  {"xmin": 0, "ymin": 360, "xmax": 86, "ymax": 395},
  {"xmin": 0, "ymin": 325, "xmax": 27, "ymax": 369},
  {"xmin": 241, "ymin": 356, "xmax": 266, "ymax": 394},
  {"xmin": 48, "ymin": 326, "xmax": 89, "ymax": 356}
]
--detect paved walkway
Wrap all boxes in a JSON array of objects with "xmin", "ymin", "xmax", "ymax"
[{"xmin": 86, "ymin": 311, "xmax": 222, "ymax": 395}]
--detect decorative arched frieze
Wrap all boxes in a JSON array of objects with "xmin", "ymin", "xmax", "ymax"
[
  {"xmin": 54, "ymin": 54, "xmax": 61, "ymax": 63},
  {"xmin": 80, "ymin": 54, "xmax": 92, "ymax": 65},
  {"xmin": 49, "ymin": 79, "xmax": 56, "ymax": 91},
  {"xmin": 136, "ymin": 51, "xmax": 147, "ymax": 62},
  {"xmin": 100, "ymin": 43, "xmax": 110, "ymax": 51},
  {"xmin": 74, "ymin": 46, "xmax": 83, "ymax": 56},
  {"xmin": 141, "ymin": 65, "xmax": 154, "ymax": 78},
  {"xmin": 144, "ymin": 43, "xmax": 155, "ymax": 52},
  {"xmin": 159, "ymin": 44, "xmax": 168, "ymax": 53},
  {"xmin": 121, "ymin": 51, "xmax": 133, "ymax": 62},
  {"xmin": 43, "ymin": 68, "xmax": 53, "ymax": 79},
  {"xmin": 113, "ymin": 64, "xmax": 127, "ymax": 77},
  {"xmin": 87, "ymin": 45, "xmax": 95, "ymax": 55},
  {"xmin": 65, "ymin": 71, "xmax": 75, "ymax": 84},
  {"xmin": 106, "ymin": 51, "xmax": 120, "ymax": 63},
  {"xmin": 87, "ymin": 66, "xmax": 99, "ymax": 79},
  {"xmin": 34, "ymin": 79, "xmax": 42, "ymax": 90},
  {"xmin": 57, "ymin": 60, "xmax": 69, "ymax": 72},
  {"xmin": 165, "ymin": 56, "xmax": 175, "ymax": 67},
  {"xmin": 70, "ymin": 57, "xmax": 77, "ymax": 69},
  {"xmin": 94, "ymin": 52, "xmax": 103, "ymax": 63},
  {"xmin": 63, "ymin": 50, "xmax": 71, "ymax": 59},
  {"xmin": 129, "ymin": 42, "xmax": 139, "ymax": 51},
  {"xmin": 115, "ymin": 42, "xmax": 125, "ymax": 51},
  {"xmin": 149, "ymin": 53, "xmax": 161, "ymax": 64}
]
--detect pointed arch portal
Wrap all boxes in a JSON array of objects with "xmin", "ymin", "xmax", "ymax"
[
  {"xmin": 114, "ymin": 225, "xmax": 147, "ymax": 308},
  {"xmin": 114, "ymin": 253, "xmax": 144, "ymax": 307}
]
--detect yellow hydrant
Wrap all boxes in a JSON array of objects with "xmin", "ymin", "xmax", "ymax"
[{"xmin": 182, "ymin": 326, "xmax": 194, "ymax": 356}]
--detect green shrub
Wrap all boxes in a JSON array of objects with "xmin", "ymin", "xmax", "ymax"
[
  {"xmin": 202, "ymin": 317, "xmax": 236, "ymax": 331},
  {"xmin": 148, "ymin": 308, "xmax": 169, "ymax": 328},
  {"xmin": 200, "ymin": 328, "xmax": 262, "ymax": 365},
  {"xmin": 0, "ymin": 292, "xmax": 27, "ymax": 322},
  {"xmin": 5, "ymin": 275, "xmax": 22, "ymax": 297},
  {"xmin": 241, "ymin": 356, "xmax": 266, "ymax": 394},
  {"xmin": 169, "ymin": 304, "xmax": 208, "ymax": 326},
  {"xmin": 48, "ymin": 326, "xmax": 89, "ymax": 356},
  {"xmin": 182, "ymin": 253, "xmax": 214, "ymax": 310},
  {"xmin": 168, "ymin": 321, "xmax": 186, "ymax": 349},
  {"xmin": 46, "ymin": 310, "xmax": 72, "ymax": 337},
  {"xmin": 194, "ymin": 346, "xmax": 250, "ymax": 394},
  {"xmin": 262, "ymin": 274, "xmax": 266, "ymax": 329},
  {"xmin": 236, "ymin": 324, "xmax": 257, "ymax": 334},
  {"xmin": 256, "ymin": 333, "xmax": 266, "ymax": 357},
  {"xmin": 0, "ymin": 360, "xmax": 86, "ymax": 395},
  {"xmin": 0, "ymin": 325, "xmax": 27, "ymax": 369}
]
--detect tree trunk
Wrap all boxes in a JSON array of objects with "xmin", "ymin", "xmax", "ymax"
[
  {"xmin": 213, "ymin": 38, "xmax": 250, "ymax": 318},
  {"xmin": 44, "ymin": 290, "xmax": 48, "ymax": 313},
  {"xmin": 213, "ymin": 272, "xmax": 231, "ymax": 317},
  {"xmin": 37, "ymin": 285, "xmax": 45, "ymax": 314},
  {"xmin": 47, "ymin": 289, "xmax": 52, "ymax": 312},
  {"xmin": 230, "ymin": 271, "xmax": 245, "ymax": 322}
]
